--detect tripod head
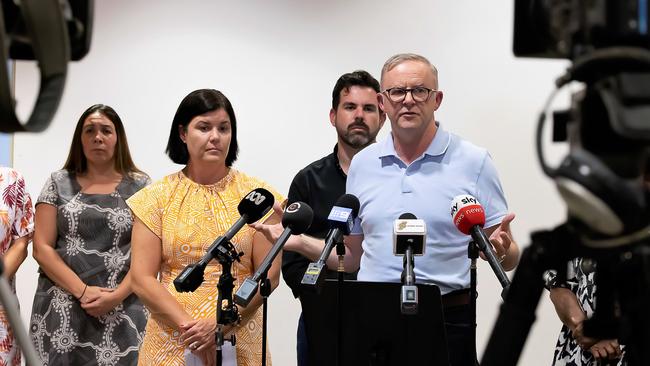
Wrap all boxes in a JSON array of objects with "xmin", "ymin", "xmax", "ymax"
[{"xmin": 538, "ymin": 48, "xmax": 650, "ymax": 240}]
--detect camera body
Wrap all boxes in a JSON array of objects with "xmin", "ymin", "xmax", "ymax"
[
  {"xmin": 486, "ymin": 2, "xmax": 650, "ymax": 365},
  {"xmin": 514, "ymin": 0, "xmax": 650, "ymax": 59},
  {"xmin": 515, "ymin": 1, "xmax": 650, "ymax": 240}
]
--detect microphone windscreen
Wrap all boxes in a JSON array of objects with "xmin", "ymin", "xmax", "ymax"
[
  {"xmin": 238, "ymin": 188, "xmax": 275, "ymax": 223},
  {"xmin": 282, "ymin": 201, "xmax": 314, "ymax": 235},
  {"xmin": 450, "ymin": 195, "xmax": 486, "ymax": 235},
  {"xmin": 335, "ymin": 194, "xmax": 360, "ymax": 217},
  {"xmin": 399, "ymin": 212, "xmax": 417, "ymax": 220}
]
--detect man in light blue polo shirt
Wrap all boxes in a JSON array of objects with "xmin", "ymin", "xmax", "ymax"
[
  {"xmin": 342, "ymin": 53, "xmax": 519, "ymax": 366},
  {"xmin": 346, "ymin": 121, "xmax": 510, "ymax": 290},
  {"xmin": 252, "ymin": 53, "xmax": 519, "ymax": 366}
]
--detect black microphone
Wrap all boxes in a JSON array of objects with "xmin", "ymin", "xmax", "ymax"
[
  {"xmin": 234, "ymin": 201, "xmax": 313, "ymax": 306},
  {"xmin": 394, "ymin": 213, "xmax": 424, "ymax": 315},
  {"xmin": 174, "ymin": 188, "xmax": 275, "ymax": 292},
  {"xmin": 301, "ymin": 194, "xmax": 360, "ymax": 290}
]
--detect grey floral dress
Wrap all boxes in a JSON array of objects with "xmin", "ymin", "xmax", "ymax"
[
  {"xmin": 551, "ymin": 258, "xmax": 627, "ymax": 366},
  {"xmin": 29, "ymin": 170, "xmax": 150, "ymax": 366}
]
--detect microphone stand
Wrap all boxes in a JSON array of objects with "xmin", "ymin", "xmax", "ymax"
[
  {"xmin": 0, "ymin": 259, "xmax": 42, "ymax": 365},
  {"xmin": 233, "ymin": 226, "xmax": 305, "ymax": 366},
  {"xmin": 214, "ymin": 243, "xmax": 242, "ymax": 366},
  {"xmin": 468, "ymin": 241, "xmax": 479, "ymax": 364},
  {"xmin": 466, "ymin": 233, "xmax": 509, "ymax": 364},
  {"xmin": 259, "ymin": 270, "xmax": 271, "ymax": 366},
  {"xmin": 335, "ymin": 233, "xmax": 346, "ymax": 366},
  {"xmin": 400, "ymin": 246, "xmax": 418, "ymax": 315}
]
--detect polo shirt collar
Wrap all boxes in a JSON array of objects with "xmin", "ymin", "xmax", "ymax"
[{"xmin": 379, "ymin": 122, "xmax": 451, "ymax": 158}]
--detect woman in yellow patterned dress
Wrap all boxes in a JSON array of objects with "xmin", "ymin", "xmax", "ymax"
[{"xmin": 128, "ymin": 89, "xmax": 283, "ymax": 366}]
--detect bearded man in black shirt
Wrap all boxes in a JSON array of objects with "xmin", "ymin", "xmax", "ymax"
[{"xmin": 283, "ymin": 70, "xmax": 385, "ymax": 366}]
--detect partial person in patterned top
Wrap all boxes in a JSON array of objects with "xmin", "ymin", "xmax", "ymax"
[
  {"xmin": 546, "ymin": 173, "xmax": 650, "ymax": 365},
  {"xmin": 30, "ymin": 104, "xmax": 150, "ymax": 365},
  {"xmin": 0, "ymin": 167, "xmax": 34, "ymax": 366},
  {"xmin": 549, "ymin": 258, "xmax": 627, "ymax": 365},
  {"xmin": 128, "ymin": 89, "xmax": 284, "ymax": 366}
]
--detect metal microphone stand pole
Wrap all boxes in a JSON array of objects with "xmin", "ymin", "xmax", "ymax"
[
  {"xmin": 335, "ymin": 235, "xmax": 346, "ymax": 366},
  {"xmin": 468, "ymin": 241, "xmax": 479, "ymax": 364},
  {"xmin": 399, "ymin": 246, "xmax": 418, "ymax": 316},
  {"xmin": 259, "ymin": 270, "xmax": 271, "ymax": 366},
  {"xmin": 0, "ymin": 259, "xmax": 42, "ymax": 365},
  {"xmin": 215, "ymin": 245, "xmax": 241, "ymax": 366}
]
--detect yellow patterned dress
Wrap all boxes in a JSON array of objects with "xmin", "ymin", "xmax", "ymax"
[{"xmin": 127, "ymin": 169, "xmax": 283, "ymax": 366}]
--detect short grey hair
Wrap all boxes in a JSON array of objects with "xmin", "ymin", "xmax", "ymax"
[{"xmin": 380, "ymin": 53, "xmax": 439, "ymax": 89}]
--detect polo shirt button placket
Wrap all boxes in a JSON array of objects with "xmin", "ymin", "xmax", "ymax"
[{"xmin": 402, "ymin": 167, "xmax": 414, "ymax": 193}]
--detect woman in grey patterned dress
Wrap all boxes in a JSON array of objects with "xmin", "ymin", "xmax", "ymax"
[{"xmin": 30, "ymin": 105, "xmax": 149, "ymax": 365}]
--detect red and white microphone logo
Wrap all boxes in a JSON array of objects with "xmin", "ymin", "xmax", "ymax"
[{"xmin": 450, "ymin": 195, "xmax": 486, "ymax": 235}]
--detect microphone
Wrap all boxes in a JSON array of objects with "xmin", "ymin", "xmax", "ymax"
[
  {"xmin": 393, "ymin": 213, "xmax": 426, "ymax": 256},
  {"xmin": 450, "ymin": 194, "xmax": 511, "ymax": 291},
  {"xmin": 235, "ymin": 201, "xmax": 314, "ymax": 306},
  {"xmin": 174, "ymin": 188, "xmax": 275, "ymax": 293},
  {"xmin": 301, "ymin": 194, "xmax": 360, "ymax": 290},
  {"xmin": 394, "ymin": 213, "xmax": 426, "ymax": 315}
]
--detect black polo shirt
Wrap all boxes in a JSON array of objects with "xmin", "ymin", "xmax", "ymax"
[{"xmin": 282, "ymin": 144, "xmax": 356, "ymax": 298}]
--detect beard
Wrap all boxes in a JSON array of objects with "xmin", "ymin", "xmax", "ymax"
[
  {"xmin": 339, "ymin": 121, "xmax": 375, "ymax": 149},
  {"xmin": 341, "ymin": 132, "xmax": 371, "ymax": 148}
]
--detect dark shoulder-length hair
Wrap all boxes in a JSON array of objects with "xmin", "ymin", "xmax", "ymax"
[
  {"xmin": 63, "ymin": 104, "xmax": 143, "ymax": 175},
  {"xmin": 165, "ymin": 89, "xmax": 239, "ymax": 166}
]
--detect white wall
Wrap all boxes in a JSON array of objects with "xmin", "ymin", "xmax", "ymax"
[{"xmin": 13, "ymin": 1, "xmax": 572, "ymax": 365}]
